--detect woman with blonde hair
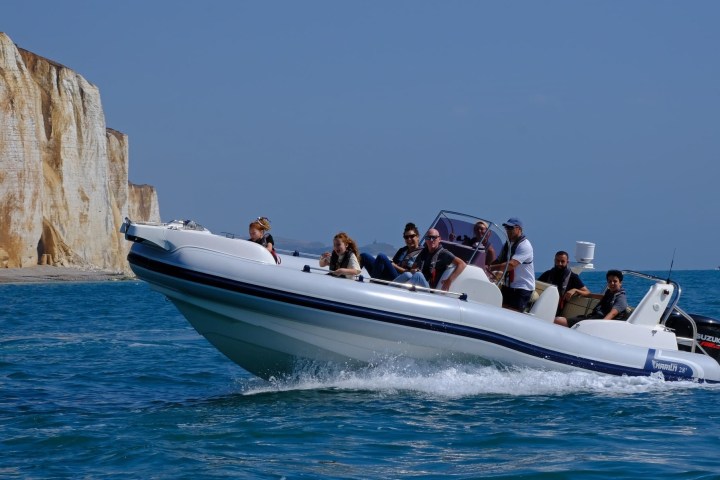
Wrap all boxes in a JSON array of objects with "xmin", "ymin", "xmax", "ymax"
[
  {"xmin": 319, "ymin": 232, "xmax": 361, "ymax": 279},
  {"xmin": 248, "ymin": 216, "xmax": 279, "ymax": 263}
]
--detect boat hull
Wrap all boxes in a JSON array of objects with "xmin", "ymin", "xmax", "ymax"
[
  {"xmin": 126, "ymin": 237, "xmax": 720, "ymax": 383},
  {"xmin": 132, "ymin": 260, "xmax": 498, "ymax": 379}
]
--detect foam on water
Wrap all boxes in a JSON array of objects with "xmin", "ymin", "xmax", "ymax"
[{"xmin": 239, "ymin": 362, "xmax": 720, "ymax": 398}]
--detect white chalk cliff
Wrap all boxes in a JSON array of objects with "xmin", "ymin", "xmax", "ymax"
[{"xmin": 0, "ymin": 32, "xmax": 160, "ymax": 271}]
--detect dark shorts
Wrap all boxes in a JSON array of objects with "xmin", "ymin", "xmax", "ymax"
[
  {"xmin": 501, "ymin": 286, "xmax": 533, "ymax": 312},
  {"xmin": 567, "ymin": 314, "xmax": 602, "ymax": 328}
]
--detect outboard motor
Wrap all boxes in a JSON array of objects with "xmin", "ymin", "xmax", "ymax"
[{"xmin": 665, "ymin": 311, "xmax": 720, "ymax": 362}]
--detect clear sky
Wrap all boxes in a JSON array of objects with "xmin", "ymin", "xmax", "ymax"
[{"xmin": 5, "ymin": 1, "xmax": 719, "ymax": 271}]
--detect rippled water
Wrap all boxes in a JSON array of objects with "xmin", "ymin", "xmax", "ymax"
[{"xmin": 2, "ymin": 271, "xmax": 720, "ymax": 478}]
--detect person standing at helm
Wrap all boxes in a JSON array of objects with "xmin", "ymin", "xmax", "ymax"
[
  {"xmin": 491, "ymin": 217, "xmax": 535, "ymax": 311},
  {"xmin": 463, "ymin": 220, "xmax": 497, "ymax": 265}
]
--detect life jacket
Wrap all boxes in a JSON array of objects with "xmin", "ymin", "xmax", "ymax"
[
  {"xmin": 592, "ymin": 288, "xmax": 627, "ymax": 319},
  {"xmin": 397, "ymin": 246, "xmax": 422, "ymax": 270},
  {"xmin": 548, "ymin": 267, "xmax": 573, "ymax": 311},
  {"xmin": 330, "ymin": 250, "xmax": 353, "ymax": 271},
  {"xmin": 497, "ymin": 235, "xmax": 531, "ymax": 285},
  {"xmin": 416, "ymin": 246, "xmax": 450, "ymax": 289}
]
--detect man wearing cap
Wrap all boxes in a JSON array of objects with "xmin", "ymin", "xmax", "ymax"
[{"xmin": 491, "ymin": 217, "xmax": 535, "ymax": 311}]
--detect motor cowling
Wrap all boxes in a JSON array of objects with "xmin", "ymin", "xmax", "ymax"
[{"xmin": 665, "ymin": 311, "xmax": 720, "ymax": 361}]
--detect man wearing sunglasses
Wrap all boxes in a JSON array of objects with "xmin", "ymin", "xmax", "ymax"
[
  {"xmin": 393, "ymin": 228, "xmax": 466, "ymax": 291},
  {"xmin": 491, "ymin": 217, "xmax": 535, "ymax": 311}
]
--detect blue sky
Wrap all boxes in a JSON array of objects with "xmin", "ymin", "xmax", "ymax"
[{"xmin": 5, "ymin": 1, "xmax": 719, "ymax": 271}]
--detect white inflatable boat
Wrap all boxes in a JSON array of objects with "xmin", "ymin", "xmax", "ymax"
[{"xmin": 122, "ymin": 211, "xmax": 720, "ymax": 382}]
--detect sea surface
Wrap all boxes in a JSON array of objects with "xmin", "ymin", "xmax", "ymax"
[{"xmin": 2, "ymin": 270, "xmax": 720, "ymax": 479}]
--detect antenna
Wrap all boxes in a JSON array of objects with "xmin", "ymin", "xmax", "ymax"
[{"xmin": 666, "ymin": 248, "xmax": 676, "ymax": 284}]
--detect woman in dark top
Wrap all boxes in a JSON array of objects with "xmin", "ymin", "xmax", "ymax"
[
  {"xmin": 360, "ymin": 223, "xmax": 423, "ymax": 281},
  {"xmin": 248, "ymin": 216, "xmax": 279, "ymax": 263}
]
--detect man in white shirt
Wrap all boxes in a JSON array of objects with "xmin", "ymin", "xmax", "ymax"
[{"xmin": 490, "ymin": 217, "xmax": 535, "ymax": 311}]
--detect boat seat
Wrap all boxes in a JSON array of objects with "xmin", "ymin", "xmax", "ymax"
[
  {"xmin": 558, "ymin": 288, "xmax": 598, "ymax": 318},
  {"xmin": 528, "ymin": 285, "xmax": 559, "ymax": 322},
  {"xmin": 626, "ymin": 282, "xmax": 674, "ymax": 327},
  {"xmin": 450, "ymin": 266, "xmax": 503, "ymax": 307}
]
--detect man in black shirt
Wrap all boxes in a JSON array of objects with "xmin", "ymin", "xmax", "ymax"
[
  {"xmin": 394, "ymin": 228, "xmax": 466, "ymax": 291},
  {"xmin": 538, "ymin": 251, "xmax": 590, "ymax": 315}
]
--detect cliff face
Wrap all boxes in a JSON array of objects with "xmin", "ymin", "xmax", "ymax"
[{"xmin": 0, "ymin": 32, "xmax": 160, "ymax": 271}]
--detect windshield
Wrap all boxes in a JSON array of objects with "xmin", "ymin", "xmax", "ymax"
[{"xmin": 425, "ymin": 210, "xmax": 508, "ymax": 272}]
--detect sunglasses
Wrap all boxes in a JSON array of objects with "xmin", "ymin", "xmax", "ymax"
[
  {"xmin": 403, "ymin": 234, "xmax": 417, "ymax": 240},
  {"xmin": 424, "ymin": 235, "xmax": 440, "ymax": 241}
]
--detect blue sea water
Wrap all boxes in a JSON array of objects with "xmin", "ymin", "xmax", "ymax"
[{"xmin": 2, "ymin": 271, "xmax": 720, "ymax": 479}]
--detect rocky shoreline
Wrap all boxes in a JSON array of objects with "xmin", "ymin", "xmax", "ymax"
[{"xmin": 0, "ymin": 266, "xmax": 135, "ymax": 284}]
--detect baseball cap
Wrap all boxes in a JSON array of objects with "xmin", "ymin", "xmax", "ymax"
[{"xmin": 502, "ymin": 217, "xmax": 523, "ymax": 228}]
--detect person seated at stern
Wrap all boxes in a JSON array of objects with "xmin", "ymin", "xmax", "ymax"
[
  {"xmin": 538, "ymin": 250, "xmax": 590, "ymax": 315},
  {"xmin": 360, "ymin": 222, "xmax": 423, "ymax": 282},
  {"xmin": 393, "ymin": 228, "xmax": 466, "ymax": 291},
  {"xmin": 319, "ymin": 232, "xmax": 362, "ymax": 279},
  {"xmin": 554, "ymin": 269, "xmax": 628, "ymax": 328}
]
